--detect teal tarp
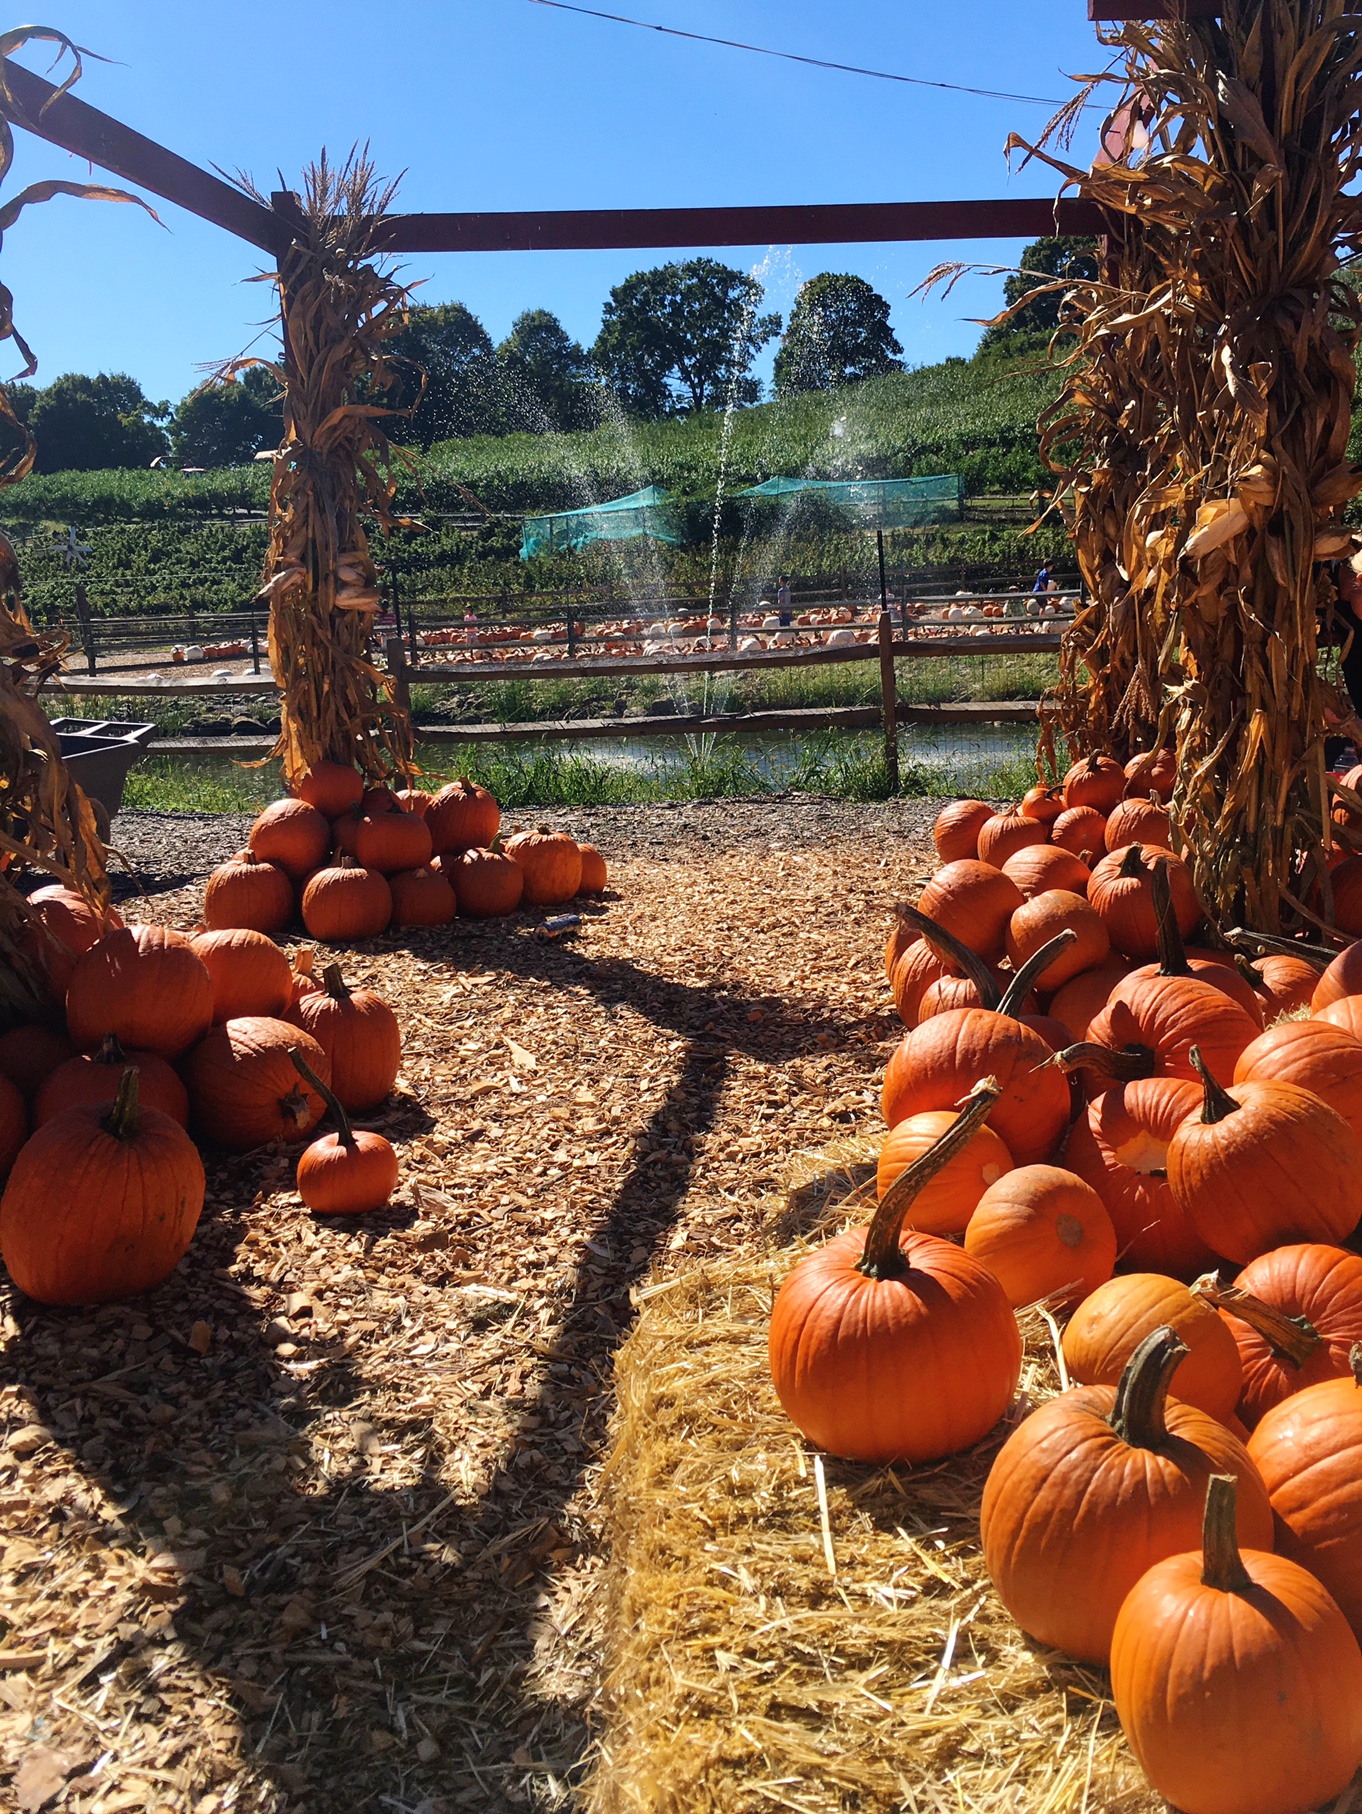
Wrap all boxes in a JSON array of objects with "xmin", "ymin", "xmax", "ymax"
[
  {"xmin": 520, "ymin": 486, "xmax": 684, "ymax": 559},
  {"xmin": 734, "ymin": 474, "xmax": 963, "ymax": 529}
]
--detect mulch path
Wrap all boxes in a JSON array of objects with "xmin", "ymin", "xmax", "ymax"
[{"xmin": 1, "ymin": 797, "xmax": 936, "ymax": 1814}]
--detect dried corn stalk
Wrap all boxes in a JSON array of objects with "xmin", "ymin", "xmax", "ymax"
[
  {"xmin": 239, "ymin": 152, "xmax": 419, "ymax": 789},
  {"xmin": 1021, "ymin": 1, "xmax": 1362, "ymax": 931}
]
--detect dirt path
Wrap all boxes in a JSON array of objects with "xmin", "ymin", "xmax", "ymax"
[{"xmin": 1, "ymin": 798, "xmax": 935, "ymax": 1814}]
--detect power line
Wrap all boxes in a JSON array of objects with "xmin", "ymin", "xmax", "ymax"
[{"xmin": 525, "ymin": 0, "xmax": 1076, "ymax": 108}]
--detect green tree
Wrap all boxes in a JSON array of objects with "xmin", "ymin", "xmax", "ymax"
[
  {"xmin": 592, "ymin": 258, "xmax": 781, "ymax": 418},
  {"xmin": 387, "ymin": 301, "xmax": 505, "ymax": 445},
  {"xmin": 170, "ymin": 366, "xmax": 282, "ymax": 467},
  {"xmin": 977, "ymin": 236, "xmax": 1099, "ymax": 353},
  {"xmin": 29, "ymin": 372, "xmax": 170, "ymax": 472},
  {"xmin": 774, "ymin": 273, "xmax": 903, "ymax": 396},
  {"xmin": 497, "ymin": 309, "xmax": 600, "ymax": 431}
]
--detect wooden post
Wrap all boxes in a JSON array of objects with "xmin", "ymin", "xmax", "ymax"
[
  {"xmin": 384, "ymin": 634, "xmax": 411, "ymax": 717},
  {"xmin": 878, "ymin": 609, "xmax": 899, "ymax": 794},
  {"xmin": 566, "ymin": 601, "xmax": 576, "ymax": 658},
  {"xmin": 249, "ymin": 605, "xmax": 261, "ymax": 674},
  {"xmin": 74, "ymin": 580, "xmax": 95, "ymax": 676}
]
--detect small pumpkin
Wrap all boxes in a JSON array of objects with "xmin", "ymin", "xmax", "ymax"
[
  {"xmin": 916, "ymin": 859, "xmax": 1022, "ymax": 963},
  {"xmin": 1061, "ymin": 1271, "xmax": 1242, "ymax": 1418},
  {"xmin": 576, "ymin": 842, "xmax": 608, "ymax": 894},
  {"xmin": 0, "ymin": 1074, "xmax": 25, "ymax": 1176},
  {"xmin": 202, "ymin": 850, "xmax": 295, "ymax": 935},
  {"xmin": 248, "ymin": 798, "xmax": 331, "ymax": 881},
  {"xmin": 1234, "ymin": 1018, "xmax": 1362, "ymax": 1141},
  {"xmin": 875, "ymin": 1108, "xmax": 1013, "ymax": 1235},
  {"xmin": 1045, "ymin": 959, "xmax": 1133, "ymax": 1045},
  {"xmin": 1313, "ymin": 993, "xmax": 1362, "ymax": 1041},
  {"xmin": 1088, "ymin": 843, "xmax": 1200, "ymax": 960},
  {"xmin": 1051, "ymin": 804, "xmax": 1108, "ymax": 861},
  {"xmin": 1063, "ymin": 972, "xmax": 1261, "ymax": 1096},
  {"xmin": 932, "ymin": 798, "xmax": 992, "ymax": 863},
  {"xmin": 1000, "ymin": 842, "xmax": 1091, "ymax": 900},
  {"xmin": 388, "ymin": 865, "xmax": 457, "ymax": 928},
  {"xmin": 183, "ymin": 1016, "xmax": 330, "ymax": 1151},
  {"xmin": 769, "ymin": 1079, "xmax": 1022, "ymax": 1464},
  {"xmin": 980, "ymin": 1325, "xmax": 1275, "ymax": 1663},
  {"xmin": 0, "ymin": 1025, "xmax": 74, "ymax": 1101},
  {"xmin": 976, "ymin": 807, "xmax": 1047, "ymax": 869},
  {"xmin": 1119, "ymin": 859, "xmax": 1263, "ymax": 1024},
  {"xmin": 1249, "ymin": 952, "xmax": 1322, "ymax": 1018},
  {"xmin": 963, "ymin": 1164, "xmax": 1116, "ymax": 1309},
  {"xmin": 66, "ymin": 924, "xmax": 214, "ymax": 1060},
  {"xmin": 1110, "ymin": 1472, "xmax": 1362, "ymax": 1814},
  {"xmin": 1062, "ymin": 752, "xmax": 1127, "ymax": 814},
  {"xmin": 1311, "ymin": 939, "xmax": 1362, "ymax": 1013},
  {"xmin": 0, "ymin": 1067, "xmax": 205, "ymax": 1304},
  {"xmin": 295, "ymin": 761, "xmax": 363, "ymax": 818},
  {"xmin": 35, "ymin": 1033, "xmax": 189, "ymax": 1129},
  {"xmin": 291, "ymin": 1048, "xmax": 398, "ymax": 1215},
  {"xmin": 1122, "ymin": 747, "xmax": 1176, "ymax": 801},
  {"xmin": 300, "ymin": 860, "xmax": 392, "ymax": 941},
  {"xmin": 448, "ymin": 843, "xmax": 525, "ymax": 918},
  {"xmin": 24, "ymin": 885, "xmax": 122, "ymax": 991},
  {"xmin": 1019, "ymin": 783, "xmax": 1066, "ymax": 826},
  {"xmin": 189, "ymin": 928, "xmax": 293, "ymax": 1023},
  {"xmin": 1005, "ymin": 889, "xmax": 1109, "ymax": 991},
  {"xmin": 1196, "ymin": 1246, "xmax": 1362, "ymax": 1427},
  {"xmin": 284, "ymin": 962, "xmax": 401, "ymax": 1111},
  {"xmin": 1328, "ymin": 855, "xmax": 1362, "ymax": 937},
  {"xmin": 1103, "ymin": 795, "xmax": 1171, "ymax": 852},
  {"xmin": 352, "ymin": 808, "xmax": 434, "ymax": 876},
  {"xmin": 427, "ymin": 778, "xmax": 500, "ymax": 854},
  {"xmin": 504, "ymin": 828, "xmax": 583, "ymax": 906},
  {"xmin": 394, "ymin": 787, "xmax": 434, "ymax": 818}
]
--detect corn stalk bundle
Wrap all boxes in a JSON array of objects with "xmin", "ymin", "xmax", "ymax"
[
  {"xmin": 240, "ymin": 152, "xmax": 420, "ymax": 789},
  {"xmin": 1019, "ymin": 1, "xmax": 1362, "ymax": 932}
]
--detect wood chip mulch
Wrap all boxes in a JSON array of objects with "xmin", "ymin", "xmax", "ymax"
[{"xmin": 1, "ymin": 796, "xmax": 937, "ymax": 1814}]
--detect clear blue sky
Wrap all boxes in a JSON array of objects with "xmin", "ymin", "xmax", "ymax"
[{"xmin": 2, "ymin": 1, "xmax": 1105, "ymax": 406}]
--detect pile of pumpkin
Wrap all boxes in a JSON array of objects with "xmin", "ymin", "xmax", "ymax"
[
  {"xmin": 768, "ymin": 750, "xmax": 1362, "ymax": 1814},
  {"xmin": 0, "ymin": 895, "xmax": 410, "ymax": 1310},
  {"xmin": 202, "ymin": 760, "xmax": 607, "ymax": 940}
]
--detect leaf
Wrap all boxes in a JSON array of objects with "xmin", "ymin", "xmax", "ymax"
[{"xmin": 505, "ymin": 1037, "xmax": 537, "ymax": 1073}]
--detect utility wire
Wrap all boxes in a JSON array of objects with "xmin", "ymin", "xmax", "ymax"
[{"xmin": 525, "ymin": 0, "xmax": 1077, "ymax": 108}]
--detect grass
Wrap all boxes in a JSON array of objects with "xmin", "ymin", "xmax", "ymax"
[{"xmin": 119, "ymin": 755, "xmax": 283, "ymax": 814}]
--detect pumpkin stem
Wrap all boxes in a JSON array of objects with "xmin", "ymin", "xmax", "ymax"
[
  {"xmin": 1225, "ymin": 927, "xmax": 1335, "ymax": 968},
  {"xmin": 1150, "ymin": 856, "xmax": 1189, "ymax": 977},
  {"xmin": 998, "ymin": 930, "xmax": 1078, "ymax": 1017},
  {"xmin": 1190, "ymin": 1045, "xmax": 1239, "ymax": 1124},
  {"xmin": 93, "ymin": 1032, "xmax": 129, "ymax": 1067},
  {"xmin": 1108, "ymin": 1323, "xmax": 1189, "ymax": 1449},
  {"xmin": 1192, "ymin": 1270, "xmax": 1321, "ymax": 1369},
  {"xmin": 101, "ymin": 1065, "xmax": 141, "ymax": 1142},
  {"xmin": 1051, "ymin": 1040, "xmax": 1156, "ymax": 1082},
  {"xmin": 290, "ymin": 1047, "xmax": 354, "ymax": 1149},
  {"xmin": 1200, "ymin": 1474, "xmax": 1254, "ymax": 1594},
  {"xmin": 1351, "ymin": 1342, "xmax": 1362, "ymax": 1387},
  {"xmin": 322, "ymin": 963, "xmax": 352, "ymax": 1004},
  {"xmin": 1118, "ymin": 842, "xmax": 1147, "ymax": 879},
  {"xmin": 859, "ymin": 1077, "xmax": 1002, "ymax": 1280},
  {"xmin": 893, "ymin": 903, "xmax": 1000, "ymax": 1008}
]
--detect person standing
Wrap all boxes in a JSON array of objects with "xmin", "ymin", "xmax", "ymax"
[{"xmin": 776, "ymin": 575, "xmax": 793, "ymax": 627}]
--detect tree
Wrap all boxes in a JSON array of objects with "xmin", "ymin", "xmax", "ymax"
[
  {"xmin": 497, "ymin": 309, "xmax": 600, "ymax": 431},
  {"xmin": 977, "ymin": 236, "xmax": 1099, "ymax": 353},
  {"xmin": 29, "ymin": 372, "xmax": 170, "ymax": 472},
  {"xmin": 592, "ymin": 259, "xmax": 781, "ymax": 417},
  {"xmin": 170, "ymin": 365, "xmax": 282, "ymax": 467},
  {"xmin": 774, "ymin": 273, "xmax": 903, "ymax": 396},
  {"xmin": 386, "ymin": 301, "xmax": 505, "ymax": 444}
]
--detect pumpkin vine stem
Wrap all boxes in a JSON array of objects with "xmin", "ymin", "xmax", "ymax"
[
  {"xmin": 1119, "ymin": 842, "xmax": 1148, "ymax": 880},
  {"xmin": 1193, "ymin": 1270, "xmax": 1321, "ymax": 1368},
  {"xmin": 1109, "ymin": 1324, "xmax": 1189, "ymax": 1449},
  {"xmin": 101, "ymin": 1065, "xmax": 141, "ymax": 1142},
  {"xmin": 999, "ymin": 929, "xmax": 1078, "ymax": 1017},
  {"xmin": 1225, "ymin": 927, "xmax": 1335, "ymax": 968},
  {"xmin": 1200, "ymin": 1474, "xmax": 1254, "ymax": 1595},
  {"xmin": 894, "ymin": 903, "xmax": 999, "ymax": 1007},
  {"xmin": 1150, "ymin": 856, "xmax": 1188, "ymax": 977},
  {"xmin": 858, "ymin": 1076, "xmax": 1002, "ymax": 1281},
  {"xmin": 93, "ymin": 1032, "xmax": 129, "ymax": 1067},
  {"xmin": 322, "ymin": 963, "xmax": 352, "ymax": 1003},
  {"xmin": 290, "ymin": 1047, "xmax": 355, "ymax": 1150},
  {"xmin": 1351, "ymin": 1342, "xmax": 1362, "ymax": 1388},
  {"xmin": 1051, "ymin": 1040, "xmax": 1156, "ymax": 1082},
  {"xmin": 1190, "ymin": 1045, "xmax": 1239, "ymax": 1124}
]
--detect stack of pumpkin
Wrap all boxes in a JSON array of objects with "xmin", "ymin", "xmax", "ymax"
[
  {"xmin": 0, "ymin": 901, "xmax": 408, "ymax": 1310},
  {"xmin": 202, "ymin": 761, "xmax": 608, "ymax": 941},
  {"xmin": 768, "ymin": 751, "xmax": 1362, "ymax": 1814}
]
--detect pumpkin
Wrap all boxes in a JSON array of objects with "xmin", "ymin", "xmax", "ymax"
[
  {"xmin": 1122, "ymin": 746, "xmax": 1176, "ymax": 801},
  {"xmin": 1063, "ymin": 1078, "xmax": 1218, "ymax": 1277},
  {"xmin": 288, "ymin": 946, "xmax": 319, "ymax": 1005},
  {"xmin": 1248, "ymin": 952, "xmax": 1321, "ymax": 1018},
  {"xmin": 1313, "ymin": 994, "xmax": 1362, "ymax": 1041},
  {"xmin": 291, "ymin": 1048, "xmax": 398, "ymax": 1215},
  {"xmin": 1311, "ymin": 939, "xmax": 1362, "ymax": 1012},
  {"xmin": 1045, "ymin": 959, "xmax": 1133, "ymax": 1044},
  {"xmin": 505, "ymin": 828, "xmax": 583, "ymax": 906},
  {"xmin": 1063, "ymin": 752, "xmax": 1127, "ymax": 814},
  {"xmin": 1050, "ymin": 803, "xmax": 1108, "ymax": 861},
  {"xmin": 388, "ymin": 865, "xmax": 457, "ymax": 928},
  {"xmin": 1000, "ymin": 842, "xmax": 1091, "ymax": 900},
  {"xmin": 427, "ymin": 778, "xmax": 500, "ymax": 853},
  {"xmin": 0, "ymin": 1074, "xmax": 25, "ymax": 1176},
  {"xmin": 248, "ymin": 798, "xmax": 331, "ymax": 881},
  {"xmin": 300, "ymin": 860, "xmax": 392, "ymax": 941},
  {"xmin": 884, "ymin": 910, "xmax": 917, "ymax": 982},
  {"xmin": 980, "ymin": 1325, "xmax": 1274, "ymax": 1663},
  {"xmin": 1119, "ymin": 859, "xmax": 1263, "ymax": 1024},
  {"xmin": 0, "ymin": 1025, "xmax": 74, "ymax": 1101},
  {"xmin": 394, "ymin": 787, "xmax": 433, "ymax": 818},
  {"xmin": 352, "ymin": 808, "xmax": 434, "ymax": 876},
  {"xmin": 1234, "ymin": 1018, "xmax": 1362, "ymax": 1140},
  {"xmin": 359, "ymin": 785, "xmax": 397, "ymax": 815},
  {"xmin": 915, "ymin": 968, "xmax": 1010, "ymax": 1021},
  {"xmin": 331, "ymin": 806, "xmax": 363, "ymax": 860},
  {"xmin": 1005, "ymin": 889, "xmax": 1109, "ymax": 990},
  {"xmin": 769, "ymin": 1078, "xmax": 1023, "ymax": 1464},
  {"xmin": 189, "ymin": 928, "xmax": 292, "ymax": 1023},
  {"xmin": 576, "ymin": 843, "xmax": 608, "ymax": 894},
  {"xmin": 1088, "ymin": 844, "xmax": 1200, "ymax": 959},
  {"xmin": 0, "ymin": 1067, "xmax": 205, "ymax": 1305},
  {"xmin": 1167, "ymin": 1049, "xmax": 1362, "ymax": 1263},
  {"xmin": 183, "ymin": 1016, "xmax": 329, "ymax": 1150},
  {"xmin": 295, "ymin": 761, "xmax": 363, "ymax": 818},
  {"xmin": 284, "ymin": 962, "xmax": 401, "ymax": 1111},
  {"xmin": 449, "ymin": 843, "xmax": 525, "ymax": 918},
  {"xmin": 1061, "ymin": 1271, "xmax": 1241, "ymax": 1418},
  {"xmin": 875, "ymin": 1108, "xmax": 1013, "ymax": 1234},
  {"xmin": 916, "ymin": 860, "xmax": 1023, "ymax": 963},
  {"xmin": 1103, "ymin": 796, "xmax": 1171, "ymax": 852},
  {"xmin": 1019, "ymin": 783, "xmax": 1066, "ymax": 825},
  {"xmin": 931, "ymin": 798, "xmax": 992, "ymax": 863},
  {"xmin": 25, "ymin": 885, "xmax": 122, "ymax": 991},
  {"xmin": 1110, "ymin": 1472, "xmax": 1362, "ymax": 1814},
  {"xmin": 66, "ymin": 924, "xmax": 213, "ymax": 1060},
  {"xmin": 202, "ymin": 851, "xmax": 294, "ymax": 934},
  {"xmin": 963, "ymin": 1164, "xmax": 1116, "ymax": 1309},
  {"xmin": 34, "ymin": 1033, "xmax": 189, "ymax": 1129},
  {"xmin": 1328, "ymin": 855, "xmax": 1362, "ymax": 937},
  {"xmin": 1065, "ymin": 972, "xmax": 1261, "ymax": 1095},
  {"xmin": 1196, "ymin": 1245, "xmax": 1362, "ymax": 1427},
  {"xmin": 976, "ymin": 807, "xmax": 1047, "ymax": 869},
  {"xmin": 889, "ymin": 937, "xmax": 955, "ymax": 1027}
]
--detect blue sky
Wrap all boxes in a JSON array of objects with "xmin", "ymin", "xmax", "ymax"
[{"xmin": 2, "ymin": 1, "xmax": 1106, "ymax": 405}]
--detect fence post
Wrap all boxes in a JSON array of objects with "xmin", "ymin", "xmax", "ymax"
[
  {"xmin": 728, "ymin": 587, "xmax": 738, "ymax": 651},
  {"xmin": 74, "ymin": 580, "xmax": 95, "ymax": 676},
  {"xmin": 878, "ymin": 609, "xmax": 899, "ymax": 796},
  {"xmin": 566, "ymin": 601, "xmax": 576, "ymax": 659},
  {"xmin": 877, "ymin": 528, "xmax": 888, "ymax": 611},
  {"xmin": 385, "ymin": 634, "xmax": 412, "ymax": 718},
  {"xmin": 249, "ymin": 605, "xmax": 261, "ymax": 674}
]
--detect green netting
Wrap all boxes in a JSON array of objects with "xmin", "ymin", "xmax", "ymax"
[
  {"xmin": 734, "ymin": 474, "xmax": 963, "ymax": 529},
  {"xmin": 520, "ymin": 485, "xmax": 684, "ymax": 558}
]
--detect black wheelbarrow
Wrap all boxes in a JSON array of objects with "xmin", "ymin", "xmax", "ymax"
[{"xmin": 47, "ymin": 718, "xmax": 158, "ymax": 838}]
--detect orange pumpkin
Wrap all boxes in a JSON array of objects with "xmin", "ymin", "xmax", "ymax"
[
  {"xmin": 394, "ymin": 787, "xmax": 434, "ymax": 818},
  {"xmin": 0, "ymin": 1074, "xmax": 25, "ymax": 1176},
  {"xmin": 352, "ymin": 808, "xmax": 434, "ymax": 876},
  {"xmin": 980, "ymin": 1325, "xmax": 1274, "ymax": 1663},
  {"xmin": 976, "ymin": 807, "xmax": 1047, "ymax": 869},
  {"xmin": 1005, "ymin": 889, "xmax": 1109, "ymax": 990},
  {"xmin": 1070, "ymin": 971, "xmax": 1261, "ymax": 1095},
  {"xmin": 1062, "ymin": 752, "xmax": 1127, "ymax": 814},
  {"xmin": 427, "ymin": 778, "xmax": 500, "ymax": 854},
  {"xmin": 1314, "ymin": 994, "xmax": 1362, "ymax": 1041},
  {"xmin": 284, "ymin": 962, "xmax": 401, "ymax": 1111},
  {"xmin": 963, "ymin": 1164, "xmax": 1116, "ymax": 1309},
  {"xmin": 24, "ymin": 885, "xmax": 122, "ymax": 992},
  {"xmin": 1000, "ymin": 842, "xmax": 1091, "ymax": 900},
  {"xmin": 1122, "ymin": 747, "xmax": 1175, "ymax": 801},
  {"xmin": 248, "ymin": 798, "xmax": 331, "ymax": 881},
  {"xmin": 1061, "ymin": 1271, "xmax": 1242, "ymax": 1418},
  {"xmin": 34, "ymin": 1033, "xmax": 188, "ymax": 1129},
  {"xmin": 0, "ymin": 1067, "xmax": 205, "ymax": 1305},
  {"xmin": 1045, "ymin": 959, "xmax": 1133, "ymax": 1044},
  {"xmin": 295, "ymin": 761, "xmax": 363, "ymax": 818},
  {"xmin": 769, "ymin": 1080, "xmax": 1022, "ymax": 1463},
  {"xmin": 1249, "ymin": 951, "xmax": 1322, "ymax": 1018},
  {"xmin": 1088, "ymin": 844, "xmax": 1200, "ymax": 959},
  {"xmin": 576, "ymin": 843, "xmax": 608, "ymax": 894},
  {"xmin": 504, "ymin": 829, "xmax": 583, "ymax": 906},
  {"xmin": 202, "ymin": 851, "xmax": 294, "ymax": 935},
  {"xmin": 0, "ymin": 1025, "xmax": 74, "ymax": 1101},
  {"xmin": 1103, "ymin": 796, "xmax": 1171, "ymax": 852},
  {"xmin": 916, "ymin": 859, "xmax": 1023, "ymax": 963},
  {"xmin": 66, "ymin": 924, "xmax": 213, "ymax": 1060},
  {"xmin": 932, "ymin": 798, "xmax": 992, "ymax": 863},
  {"xmin": 889, "ymin": 937, "xmax": 957, "ymax": 1028},
  {"xmin": 300, "ymin": 861, "xmax": 392, "ymax": 941},
  {"xmin": 1198, "ymin": 1245, "xmax": 1362, "ymax": 1427},
  {"xmin": 1234, "ymin": 1018, "xmax": 1362, "ymax": 1140},
  {"xmin": 1328, "ymin": 855, "xmax": 1362, "ymax": 937},
  {"xmin": 291, "ymin": 1048, "xmax": 398, "ymax": 1215},
  {"xmin": 448, "ymin": 844, "xmax": 525, "ymax": 918},
  {"xmin": 875, "ymin": 1109, "xmax": 1013, "ymax": 1234},
  {"xmin": 183, "ymin": 1016, "xmax": 330, "ymax": 1151},
  {"xmin": 1311, "ymin": 939, "xmax": 1362, "ymax": 1013},
  {"xmin": 1118, "ymin": 860, "xmax": 1263, "ymax": 1025},
  {"xmin": 189, "ymin": 928, "xmax": 293, "ymax": 1023},
  {"xmin": 1110, "ymin": 1473, "xmax": 1362, "ymax": 1814},
  {"xmin": 1019, "ymin": 783, "xmax": 1066, "ymax": 826},
  {"xmin": 388, "ymin": 865, "xmax": 457, "ymax": 928},
  {"xmin": 1051, "ymin": 804, "xmax": 1108, "ymax": 861},
  {"xmin": 915, "ymin": 968, "xmax": 1009, "ymax": 1022}
]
